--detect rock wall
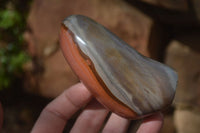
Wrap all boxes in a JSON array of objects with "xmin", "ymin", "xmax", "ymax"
[{"xmin": 24, "ymin": 0, "xmax": 153, "ymax": 98}]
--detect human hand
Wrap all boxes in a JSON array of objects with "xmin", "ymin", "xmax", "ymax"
[{"xmin": 31, "ymin": 83, "xmax": 163, "ymax": 133}]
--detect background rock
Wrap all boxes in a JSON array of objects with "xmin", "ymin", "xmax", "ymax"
[
  {"xmin": 166, "ymin": 40, "xmax": 200, "ymax": 107},
  {"xmin": 165, "ymin": 37, "xmax": 200, "ymax": 133},
  {"xmin": 24, "ymin": 0, "xmax": 154, "ymax": 97},
  {"xmin": 174, "ymin": 109, "xmax": 200, "ymax": 133}
]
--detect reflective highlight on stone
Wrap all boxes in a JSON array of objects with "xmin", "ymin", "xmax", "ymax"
[{"xmin": 60, "ymin": 15, "xmax": 177, "ymax": 119}]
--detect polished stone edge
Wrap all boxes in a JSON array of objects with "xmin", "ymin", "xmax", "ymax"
[
  {"xmin": 60, "ymin": 25, "xmax": 141, "ymax": 119},
  {"xmin": 60, "ymin": 15, "xmax": 177, "ymax": 119}
]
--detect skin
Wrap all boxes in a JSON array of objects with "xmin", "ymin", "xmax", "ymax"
[
  {"xmin": 30, "ymin": 83, "xmax": 163, "ymax": 133},
  {"xmin": 0, "ymin": 83, "xmax": 163, "ymax": 133}
]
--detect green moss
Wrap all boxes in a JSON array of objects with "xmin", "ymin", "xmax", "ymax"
[
  {"xmin": 0, "ymin": 10, "xmax": 21, "ymax": 29},
  {"xmin": 0, "ymin": 0, "xmax": 32, "ymax": 90}
]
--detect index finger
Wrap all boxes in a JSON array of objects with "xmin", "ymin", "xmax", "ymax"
[{"xmin": 31, "ymin": 83, "xmax": 92, "ymax": 133}]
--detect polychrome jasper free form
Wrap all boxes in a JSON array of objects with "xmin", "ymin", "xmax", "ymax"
[{"xmin": 60, "ymin": 15, "xmax": 177, "ymax": 119}]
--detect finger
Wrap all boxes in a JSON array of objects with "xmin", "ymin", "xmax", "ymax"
[
  {"xmin": 136, "ymin": 112, "xmax": 163, "ymax": 133},
  {"xmin": 0, "ymin": 102, "xmax": 3, "ymax": 130},
  {"xmin": 102, "ymin": 113, "xmax": 130, "ymax": 133},
  {"xmin": 31, "ymin": 83, "xmax": 92, "ymax": 133},
  {"xmin": 70, "ymin": 99, "xmax": 109, "ymax": 133}
]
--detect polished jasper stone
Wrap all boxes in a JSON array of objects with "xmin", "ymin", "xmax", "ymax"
[{"xmin": 60, "ymin": 15, "xmax": 177, "ymax": 119}]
